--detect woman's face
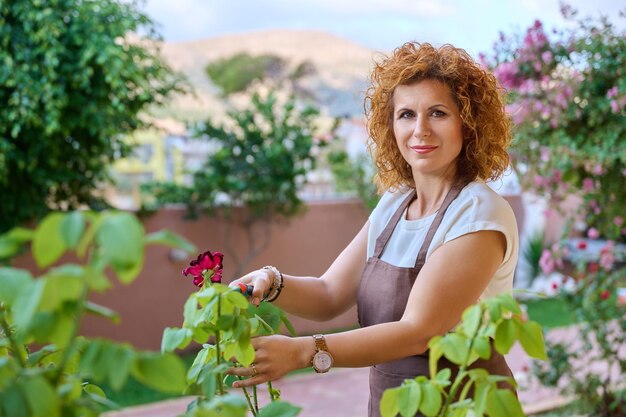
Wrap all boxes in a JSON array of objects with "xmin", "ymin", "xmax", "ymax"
[{"xmin": 392, "ymin": 79, "xmax": 463, "ymax": 181}]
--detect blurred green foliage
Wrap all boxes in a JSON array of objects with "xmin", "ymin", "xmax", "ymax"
[
  {"xmin": 0, "ymin": 211, "xmax": 196, "ymax": 417},
  {"xmin": 0, "ymin": 0, "xmax": 186, "ymax": 233},
  {"xmin": 206, "ymin": 53, "xmax": 286, "ymax": 96}
]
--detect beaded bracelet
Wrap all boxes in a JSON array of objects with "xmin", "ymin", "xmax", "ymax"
[
  {"xmin": 261, "ymin": 265, "xmax": 280, "ymax": 301},
  {"xmin": 265, "ymin": 268, "xmax": 284, "ymax": 303}
]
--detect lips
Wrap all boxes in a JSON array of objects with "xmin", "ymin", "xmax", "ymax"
[{"xmin": 410, "ymin": 145, "xmax": 438, "ymax": 154}]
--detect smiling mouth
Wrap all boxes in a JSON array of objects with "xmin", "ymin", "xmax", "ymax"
[{"xmin": 410, "ymin": 145, "xmax": 438, "ymax": 154}]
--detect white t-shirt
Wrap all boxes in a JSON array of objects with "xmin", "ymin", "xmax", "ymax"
[{"xmin": 367, "ymin": 181, "xmax": 519, "ymax": 300}]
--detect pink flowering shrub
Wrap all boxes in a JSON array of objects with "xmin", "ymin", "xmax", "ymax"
[{"xmin": 484, "ymin": 5, "xmax": 626, "ymax": 241}]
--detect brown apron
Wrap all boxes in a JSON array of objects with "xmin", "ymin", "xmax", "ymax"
[{"xmin": 356, "ymin": 183, "xmax": 515, "ymax": 417}]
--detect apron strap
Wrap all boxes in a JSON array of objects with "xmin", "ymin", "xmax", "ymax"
[
  {"xmin": 414, "ymin": 181, "xmax": 467, "ymax": 268},
  {"xmin": 373, "ymin": 189, "xmax": 416, "ymax": 258}
]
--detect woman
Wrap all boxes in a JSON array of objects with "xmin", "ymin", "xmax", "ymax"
[{"xmin": 229, "ymin": 42, "xmax": 518, "ymax": 417}]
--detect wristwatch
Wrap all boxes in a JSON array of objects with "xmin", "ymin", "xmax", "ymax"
[{"xmin": 311, "ymin": 334, "xmax": 333, "ymax": 373}]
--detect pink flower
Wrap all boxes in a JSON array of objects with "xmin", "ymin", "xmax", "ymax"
[
  {"xmin": 182, "ymin": 250, "xmax": 224, "ymax": 287},
  {"xmin": 540, "ymin": 249, "xmax": 555, "ymax": 274},
  {"xmin": 607, "ymin": 86, "xmax": 619, "ymax": 99},
  {"xmin": 599, "ymin": 242, "xmax": 615, "ymax": 271},
  {"xmin": 582, "ymin": 178, "xmax": 594, "ymax": 193},
  {"xmin": 610, "ymin": 100, "xmax": 620, "ymax": 113},
  {"xmin": 614, "ymin": 216, "xmax": 624, "ymax": 227},
  {"xmin": 587, "ymin": 228, "xmax": 600, "ymax": 239}
]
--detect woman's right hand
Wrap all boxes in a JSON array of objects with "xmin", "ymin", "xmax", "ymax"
[{"xmin": 229, "ymin": 269, "xmax": 273, "ymax": 306}]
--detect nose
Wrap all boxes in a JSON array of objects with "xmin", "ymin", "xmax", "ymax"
[{"xmin": 412, "ymin": 115, "xmax": 430, "ymax": 139}]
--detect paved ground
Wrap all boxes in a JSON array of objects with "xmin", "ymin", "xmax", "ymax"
[{"xmin": 105, "ymin": 336, "xmax": 568, "ymax": 417}]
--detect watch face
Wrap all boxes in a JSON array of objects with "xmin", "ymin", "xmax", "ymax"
[{"xmin": 313, "ymin": 351, "xmax": 333, "ymax": 372}]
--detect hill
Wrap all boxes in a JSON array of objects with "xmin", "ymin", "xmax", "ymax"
[{"xmin": 157, "ymin": 30, "xmax": 379, "ymax": 121}]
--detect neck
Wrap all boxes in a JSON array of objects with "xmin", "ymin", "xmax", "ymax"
[{"xmin": 408, "ymin": 171, "xmax": 458, "ymax": 220}]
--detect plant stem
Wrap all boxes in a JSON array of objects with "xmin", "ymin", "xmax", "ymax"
[
  {"xmin": 237, "ymin": 377, "xmax": 258, "ymax": 417},
  {"xmin": 52, "ymin": 278, "xmax": 90, "ymax": 385},
  {"xmin": 439, "ymin": 322, "xmax": 482, "ymax": 416},
  {"xmin": 253, "ymin": 384, "xmax": 259, "ymax": 412},
  {"xmin": 268, "ymin": 381, "xmax": 278, "ymax": 402},
  {"xmin": 215, "ymin": 294, "xmax": 225, "ymax": 396},
  {"xmin": 0, "ymin": 306, "xmax": 26, "ymax": 368}
]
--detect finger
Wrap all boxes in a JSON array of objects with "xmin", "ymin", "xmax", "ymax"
[
  {"xmin": 232, "ymin": 375, "xmax": 268, "ymax": 388},
  {"xmin": 227, "ymin": 366, "xmax": 256, "ymax": 377}
]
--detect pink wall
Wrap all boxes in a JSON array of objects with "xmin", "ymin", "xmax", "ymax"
[{"xmin": 80, "ymin": 200, "xmax": 369, "ymax": 350}]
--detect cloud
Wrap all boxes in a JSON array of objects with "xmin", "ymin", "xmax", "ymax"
[{"xmin": 301, "ymin": 0, "xmax": 455, "ymax": 17}]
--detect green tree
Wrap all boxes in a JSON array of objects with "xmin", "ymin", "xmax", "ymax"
[
  {"xmin": 143, "ymin": 91, "xmax": 336, "ymax": 278},
  {"xmin": 0, "ymin": 0, "xmax": 186, "ymax": 233},
  {"xmin": 205, "ymin": 52, "xmax": 316, "ymax": 99}
]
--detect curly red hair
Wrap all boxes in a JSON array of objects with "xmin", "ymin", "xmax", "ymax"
[{"xmin": 365, "ymin": 42, "xmax": 511, "ymax": 192}]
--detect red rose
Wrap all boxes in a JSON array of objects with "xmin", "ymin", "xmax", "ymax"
[
  {"xmin": 182, "ymin": 251, "xmax": 224, "ymax": 287},
  {"xmin": 577, "ymin": 240, "xmax": 587, "ymax": 250},
  {"xmin": 588, "ymin": 262, "xmax": 599, "ymax": 273},
  {"xmin": 600, "ymin": 290, "xmax": 610, "ymax": 300}
]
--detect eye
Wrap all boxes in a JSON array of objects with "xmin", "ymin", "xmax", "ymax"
[
  {"xmin": 431, "ymin": 109, "xmax": 447, "ymax": 118},
  {"xmin": 398, "ymin": 110, "xmax": 414, "ymax": 119}
]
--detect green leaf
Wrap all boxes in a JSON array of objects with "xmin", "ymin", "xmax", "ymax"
[
  {"xmin": 12, "ymin": 279, "xmax": 45, "ymax": 337},
  {"xmin": 473, "ymin": 336, "xmax": 492, "ymax": 360},
  {"xmin": 85, "ymin": 301, "xmax": 120, "ymax": 324},
  {"xmin": 183, "ymin": 295, "xmax": 199, "ymax": 327},
  {"xmin": 111, "ymin": 250, "xmax": 144, "ymax": 284},
  {"xmin": 473, "ymin": 382, "xmax": 491, "ymax": 417},
  {"xmin": 485, "ymin": 389, "xmax": 524, "ymax": 417},
  {"xmin": 1, "ymin": 383, "xmax": 29, "ymax": 417},
  {"xmin": 419, "ymin": 382, "xmax": 442, "ymax": 417},
  {"xmin": 217, "ymin": 314, "xmax": 236, "ymax": 331},
  {"xmin": 398, "ymin": 383, "xmax": 421, "ymax": 417},
  {"xmin": 0, "ymin": 228, "xmax": 33, "ymax": 260},
  {"xmin": 428, "ymin": 335, "xmax": 443, "ymax": 378},
  {"xmin": 494, "ymin": 320, "xmax": 518, "ymax": 355},
  {"xmin": 20, "ymin": 376, "xmax": 60, "ymax": 417},
  {"xmin": 257, "ymin": 401, "xmax": 302, "ymax": 417},
  {"xmin": 161, "ymin": 327, "xmax": 193, "ymax": 352},
  {"xmin": 0, "ymin": 267, "xmax": 33, "ymax": 305},
  {"xmin": 39, "ymin": 275, "xmax": 83, "ymax": 312},
  {"xmin": 144, "ymin": 229, "xmax": 196, "ymax": 253},
  {"xmin": 61, "ymin": 211, "xmax": 85, "ymax": 249},
  {"xmin": 96, "ymin": 213, "xmax": 145, "ymax": 282},
  {"xmin": 515, "ymin": 320, "xmax": 547, "ymax": 360},
  {"xmin": 132, "ymin": 352, "xmax": 187, "ymax": 393},
  {"xmin": 461, "ymin": 304, "xmax": 482, "ymax": 336},
  {"xmin": 280, "ymin": 311, "xmax": 297, "ymax": 336},
  {"xmin": 379, "ymin": 387, "xmax": 399, "ymax": 417},
  {"xmin": 0, "ymin": 236, "xmax": 22, "ymax": 260},
  {"xmin": 107, "ymin": 345, "xmax": 135, "ymax": 390},
  {"xmin": 495, "ymin": 294, "xmax": 521, "ymax": 315},
  {"xmin": 435, "ymin": 368, "xmax": 451, "ymax": 383},
  {"xmin": 440, "ymin": 333, "xmax": 469, "ymax": 365},
  {"xmin": 225, "ymin": 290, "xmax": 249, "ymax": 309},
  {"xmin": 32, "ymin": 213, "xmax": 67, "ymax": 268}
]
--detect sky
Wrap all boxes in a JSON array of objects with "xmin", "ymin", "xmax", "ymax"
[{"xmin": 138, "ymin": 0, "xmax": 625, "ymax": 57}]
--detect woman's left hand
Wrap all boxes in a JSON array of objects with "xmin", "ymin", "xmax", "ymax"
[{"xmin": 228, "ymin": 334, "xmax": 313, "ymax": 388}]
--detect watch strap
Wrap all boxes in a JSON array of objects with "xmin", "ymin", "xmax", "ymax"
[{"xmin": 312, "ymin": 334, "xmax": 328, "ymax": 352}]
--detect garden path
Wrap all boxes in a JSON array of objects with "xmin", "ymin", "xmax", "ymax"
[{"xmin": 105, "ymin": 331, "xmax": 574, "ymax": 417}]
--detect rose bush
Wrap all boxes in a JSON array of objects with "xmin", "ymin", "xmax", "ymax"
[
  {"xmin": 162, "ymin": 250, "xmax": 300, "ymax": 417},
  {"xmin": 483, "ymin": 5, "xmax": 626, "ymax": 241}
]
